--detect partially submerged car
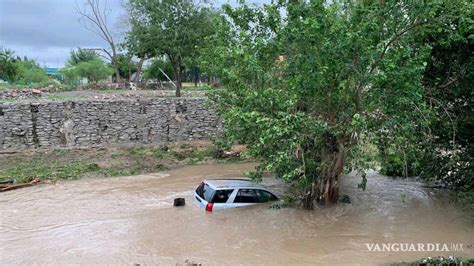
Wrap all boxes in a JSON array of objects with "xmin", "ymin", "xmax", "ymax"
[{"xmin": 194, "ymin": 178, "xmax": 279, "ymax": 212}]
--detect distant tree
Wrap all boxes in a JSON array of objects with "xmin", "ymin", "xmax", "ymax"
[
  {"xmin": 114, "ymin": 54, "xmax": 137, "ymax": 81},
  {"xmin": 76, "ymin": 0, "xmax": 122, "ymax": 82},
  {"xmin": 0, "ymin": 47, "xmax": 19, "ymax": 82},
  {"xmin": 62, "ymin": 59, "xmax": 114, "ymax": 83},
  {"xmin": 126, "ymin": 0, "xmax": 216, "ymax": 96},
  {"xmin": 67, "ymin": 48, "xmax": 100, "ymax": 66},
  {"xmin": 143, "ymin": 58, "xmax": 174, "ymax": 82}
]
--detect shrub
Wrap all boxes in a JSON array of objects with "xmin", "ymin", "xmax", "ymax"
[
  {"xmin": 14, "ymin": 60, "xmax": 49, "ymax": 84},
  {"xmin": 62, "ymin": 59, "xmax": 114, "ymax": 84}
]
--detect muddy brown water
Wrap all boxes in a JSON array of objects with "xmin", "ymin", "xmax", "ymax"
[{"xmin": 1, "ymin": 163, "xmax": 473, "ymax": 265}]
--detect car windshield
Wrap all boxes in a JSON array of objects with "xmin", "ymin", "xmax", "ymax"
[{"xmin": 195, "ymin": 182, "xmax": 215, "ymax": 202}]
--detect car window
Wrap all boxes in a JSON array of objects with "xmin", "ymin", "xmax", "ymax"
[
  {"xmin": 212, "ymin": 189, "xmax": 234, "ymax": 203},
  {"xmin": 234, "ymin": 189, "xmax": 257, "ymax": 203},
  {"xmin": 257, "ymin": 190, "xmax": 278, "ymax": 203},
  {"xmin": 195, "ymin": 182, "xmax": 215, "ymax": 202}
]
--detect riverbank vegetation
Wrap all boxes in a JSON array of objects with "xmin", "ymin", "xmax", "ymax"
[
  {"xmin": 0, "ymin": 142, "xmax": 247, "ymax": 184},
  {"xmin": 392, "ymin": 256, "xmax": 474, "ymax": 266},
  {"xmin": 0, "ymin": 47, "xmax": 49, "ymax": 85}
]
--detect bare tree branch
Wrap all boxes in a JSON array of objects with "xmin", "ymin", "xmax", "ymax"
[
  {"xmin": 75, "ymin": 0, "xmax": 122, "ymax": 82},
  {"xmin": 83, "ymin": 48, "xmax": 113, "ymax": 61}
]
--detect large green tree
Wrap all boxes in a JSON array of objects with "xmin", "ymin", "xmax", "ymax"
[
  {"xmin": 418, "ymin": 1, "xmax": 473, "ymax": 194},
  {"xmin": 205, "ymin": 1, "xmax": 453, "ymax": 208},
  {"xmin": 125, "ymin": 0, "xmax": 215, "ymax": 96},
  {"xmin": 371, "ymin": 0, "xmax": 473, "ymax": 208}
]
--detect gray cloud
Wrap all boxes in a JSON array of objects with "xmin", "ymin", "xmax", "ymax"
[
  {"xmin": 0, "ymin": 0, "xmax": 269, "ymax": 67},
  {"xmin": 0, "ymin": 0, "xmax": 125, "ymax": 67}
]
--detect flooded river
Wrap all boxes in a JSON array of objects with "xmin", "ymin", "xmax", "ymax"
[{"xmin": 1, "ymin": 163, "xmax": 473, "ymax": 265}]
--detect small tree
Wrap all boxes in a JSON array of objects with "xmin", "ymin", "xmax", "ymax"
[
  {"xmin": 114, "ymin": 54, "xmax": 137, "ymax": 81},
  {"xmin": 62, "ymin": 59, "xmax": 114, "ymax": 84},
  {"xmin": 14, "ymin": 60, "xmax": 49, "ymax": 84},
  {"xmin": 67, "ymin": 48, "xmax": 100, "ymax": 66},
  {"xmin": 0, "ymin": 47, "xmax": 19, "ymax": 82}
]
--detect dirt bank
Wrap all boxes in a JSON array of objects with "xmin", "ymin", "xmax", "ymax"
[{"xmin": 0, "ymin": 141, "xmax": 246, "ymax": 185}]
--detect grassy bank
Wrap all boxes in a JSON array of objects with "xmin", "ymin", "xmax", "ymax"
[
  {"xmin": 0, "ymin": 142, "xmax": 246, "ymax": 184},
  {"xmin": 0, "ymin": 80, "xmax": 71, "ymax": 91}
]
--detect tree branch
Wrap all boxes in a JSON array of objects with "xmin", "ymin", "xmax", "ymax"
[
  {"xmin": 76, "ymin": 0, "xmax": 121, "ymax": 81},
  {"xmin": 354, "ymin": 18, "xmax": 433, "ymax": 113}
]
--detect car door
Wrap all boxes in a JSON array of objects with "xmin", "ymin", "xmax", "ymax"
[{"xmin": 232, "ymin": 188, "xmax": 258, "ymax": 208}]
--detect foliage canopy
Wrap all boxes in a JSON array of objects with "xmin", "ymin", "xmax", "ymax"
[
  {"xmin": 126, "ymin": 0, "xmax": 216, "ymax": 95},
  {"xmin": 203, "ymin": 1, "xmax": 467, "ymax": 208},
  {"xmin": 114, "ymin": 54, "xmax": 138, "ymax": 80},
  {"xmin": 62, "ymin": 59, "xmax": 114, "ymax": 83},
  {"xmin": 0, "ymin": 47, "xmax": 48, "ymax": 84}
]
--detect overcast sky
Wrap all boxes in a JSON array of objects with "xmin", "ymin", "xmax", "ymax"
[{"xmin": 0, "ymin": 0, "xmax": 269, "ymax": 68}]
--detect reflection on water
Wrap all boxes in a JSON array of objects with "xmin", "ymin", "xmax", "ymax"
[{"xmin": 1, "ymin": 163, "xmax": 473, "ymax": 265}]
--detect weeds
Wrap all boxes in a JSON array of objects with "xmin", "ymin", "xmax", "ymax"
[
  {"xmin": 0, "ymin": 162, "xmax": 100, "ymax": 183},
  {"xmin": 391, "ymin": 256, "xmax": 474, "ymax": 266},
  {"xmin": 0, "ymin": 143, "xmax": 245, "ymax": 184}
]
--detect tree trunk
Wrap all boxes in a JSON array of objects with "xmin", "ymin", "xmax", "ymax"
[
  {"xmin": 174, "ymin": 65, "xmax": 182, "ymax": 97},
  {"xmin": 302, "ymin": 141, "xmax": 345, "ymax": 209},
  {"xmin": 175, "ymin": 75, "xmax": 182, "ymax": 97},
  {"xmin": 110, "ymin": 45, "xmax": 121, "ymax": 83},
  {"xmin": 113, "ymin": 59, "xmax": 121, "ymax": 83},
  {"xmin": 172, "ymin": 58, "xmax": 182, "ymax": 97},
  {"xmin": 168, "ymin": 55, "xmax": 182, "ymax": 97},
  {"xmin": 115, "ymin": 68, "xmax": 121, "ymax": 83},
  {"xmin": 193, "ymin": 65, "xmax": 199, "ymax": 87},
  {"xmin": 134, "ymin": 58, "xmax": 145, "ymax": 84}
]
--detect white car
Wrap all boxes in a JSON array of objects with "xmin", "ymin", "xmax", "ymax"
[{"xmin": 194, "ymin": 178, "xmax": 279, "ymax": 212}]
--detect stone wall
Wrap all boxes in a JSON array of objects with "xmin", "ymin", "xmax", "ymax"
[{"xmin": 0, "ymin": 98, "xmax": 221, "ymax": 150}]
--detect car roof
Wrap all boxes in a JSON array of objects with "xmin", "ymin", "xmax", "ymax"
[{"xmin": 204, "ymin": 178, "xmax": 267, "ymax": 190}]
